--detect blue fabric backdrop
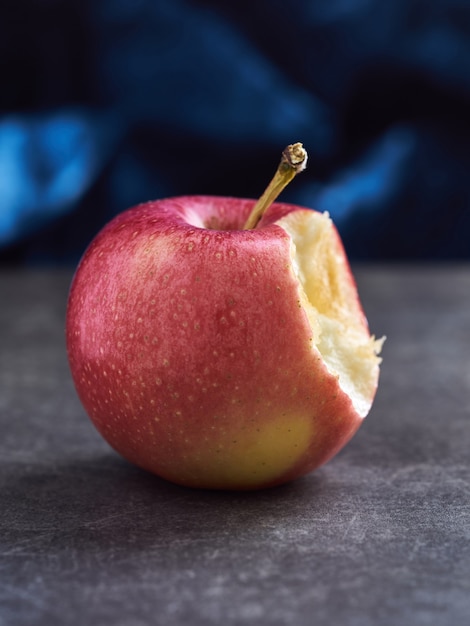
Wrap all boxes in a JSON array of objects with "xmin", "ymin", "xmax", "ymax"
[{"xmin": 1, "ymin": 0, "xmax": 469, "ymax": 264}]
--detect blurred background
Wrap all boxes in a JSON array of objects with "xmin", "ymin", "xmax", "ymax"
[{"xmin": 0, "ymin": 0, "xmax": 469, "ymax": 266}]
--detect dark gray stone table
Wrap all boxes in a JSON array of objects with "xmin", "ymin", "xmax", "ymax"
[{"xmin": 1, "ymin": 267, "xmax": 469, "ymax": 626}]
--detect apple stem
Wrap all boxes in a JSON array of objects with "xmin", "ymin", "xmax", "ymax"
[{"xmin": 243, "ymin": 143, "xmax": 308, "ymax": 230}]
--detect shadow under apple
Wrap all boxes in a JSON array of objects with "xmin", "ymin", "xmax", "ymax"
[{"xmin": 1, "ymin": 452, "xmax": 330, "ymax": 560}]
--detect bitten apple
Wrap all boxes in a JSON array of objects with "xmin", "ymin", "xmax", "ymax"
[{"xmin": 66, "ymin": 144, "xmax": 383, "ymax": 490}]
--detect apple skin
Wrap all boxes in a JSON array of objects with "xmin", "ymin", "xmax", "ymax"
[{"xmin": 66, "ymin": 196, "xmax": 374, "ymax": 490}]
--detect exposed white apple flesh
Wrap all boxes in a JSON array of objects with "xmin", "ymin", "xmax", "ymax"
[{"xmin": 276, "ymin": 210, "xmax": 383, "ymax": 419}]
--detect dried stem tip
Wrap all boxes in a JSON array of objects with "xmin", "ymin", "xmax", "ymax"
[
  {"xmin": 243, "ymin": 142, "xmax": 308, "ymax": 230},
  {"xmin": 283, "ymin": 142, "xmax": 308, "ymax": 173}
]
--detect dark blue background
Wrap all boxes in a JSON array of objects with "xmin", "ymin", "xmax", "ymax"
[{"xmin": 1, "ymin": 0, "xmax": 469, "ymax": 264}]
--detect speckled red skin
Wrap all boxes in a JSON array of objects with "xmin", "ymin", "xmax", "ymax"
[{"xmin": 66, "ymin": 196, "xmax": 369, "ymax": 490}]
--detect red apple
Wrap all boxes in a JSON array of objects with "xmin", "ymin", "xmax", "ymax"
[{"xmin": 66, "ymin": 145, "xmax": 383, "ymax": 490}]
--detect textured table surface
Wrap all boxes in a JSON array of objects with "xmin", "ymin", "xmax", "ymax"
[{"xmin": 1, "ymin": 267, "xmax": 469, "ymax": 626}]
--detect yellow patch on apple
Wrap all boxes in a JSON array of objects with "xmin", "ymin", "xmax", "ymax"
[{"xmin": 169, "ymin": 413, "xmax": 313, "ymax": 490}]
